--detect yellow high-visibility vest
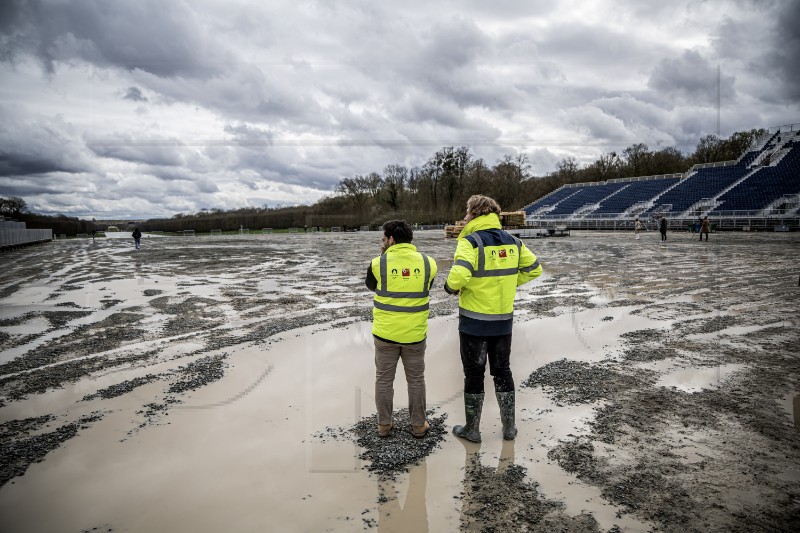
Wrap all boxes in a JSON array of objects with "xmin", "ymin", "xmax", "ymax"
[
  {"xmin": 371, "ymin": 243, "xmax": 437, "ymax": 343},
  {"xmin": 446, "ymin": 213, "xmax": 541, "ymax": 321}
]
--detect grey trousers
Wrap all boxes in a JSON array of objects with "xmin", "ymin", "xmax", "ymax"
[{"xmin": 374, "ymin": 337, "xmax": 427, "ymax": 427}]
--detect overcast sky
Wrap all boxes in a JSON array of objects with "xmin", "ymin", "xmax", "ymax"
[{"xmin": 1, "ymin": 0, "xmax": 798, "ymax": 220}]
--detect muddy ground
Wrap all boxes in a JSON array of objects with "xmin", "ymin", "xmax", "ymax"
[{"xmin": 0, "ymin": 229, "xmax": 798, "ymax": 532}]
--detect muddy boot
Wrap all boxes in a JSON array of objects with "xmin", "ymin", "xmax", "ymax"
[
  {"xmin": 453, "ymin": 393, "xmax": 484, "ymax": 443},
  {"xmin": 496, "ymin": 390, "xmax": 517, "ymax": 440}
]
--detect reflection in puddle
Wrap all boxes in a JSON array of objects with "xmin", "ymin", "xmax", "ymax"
[
  {"xmin": 257, "ymin": 279, "xmax": 280, "ymax": 292},
  {"xmin": 656, "ymin": 364, "xmax": 745, "ymax": 393},
  {"xmin": 378, "ymin": 460, "xmax": 428, "ymax": 532}
]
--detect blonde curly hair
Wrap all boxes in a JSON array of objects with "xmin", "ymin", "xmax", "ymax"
[{"xmin": 466, "ymin": 195, "xmax": 501, "ymax": 218}]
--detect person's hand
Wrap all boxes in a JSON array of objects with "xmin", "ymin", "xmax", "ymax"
[{"xmin": 444, "ymin": 282, "xmax": 459, "ymax": 295}]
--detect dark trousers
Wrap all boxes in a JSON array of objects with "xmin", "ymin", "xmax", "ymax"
[
  {"xmin": 660, "ymin": 230, "xmax": 667, "ymax": 241},
  {"xmin": 459, "ymin": 331, "xmax": 514, "ymax": 394},
  {"xmin": 699, "ymin": 230, "xmax": 708, "ymax": 241}
]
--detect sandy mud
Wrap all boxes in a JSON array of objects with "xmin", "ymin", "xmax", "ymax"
[{"xmin": 0, "ymin": 230, "xmax": 798, "ymax": 532}]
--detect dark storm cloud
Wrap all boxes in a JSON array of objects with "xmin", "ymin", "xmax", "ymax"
[
  {"xmin": 0, "ymin": 180, "xmax": 63, "ymax": 196},
  {"xmin": 709, "ymin": 3, "xmax": 797, "ymax": 105},
  {"xmin": 409, "ymin": 17, "xmax": 512, "ymax": 111},
  {"xmin": 0, "ymin": 153, "xmax": 72, "ymax": 177},
  {"xmin": 135, "ymin": 66, "xmax": 327, "ymax": 126},
  {"xmin": 647, "ymin": 50, "xmax": 735, "ymax": 106},
  {"xmin": 396, "ymin": 93, "xmax": 478, "ymax": 130},
  {"xmin": 124, "ymin": 87, "xmax": 148, "ymax": 102},
  {"xmin": 1, "ymin": 0, "xmax": 229, "ymax": 77},
  {"xmin": 765, "ymin": 0, "xmax": 800, "ymax": 101},
  {"xmin": 151, "ymin": 169, "xmax": 219, "ymax": 193},
  {"xmin": 88, "ymin": 137, "xmax": 185, "ymax": 167},
  {"xmin": 0, "ymin": 108, "xmax": 89, "ymax": 177}
]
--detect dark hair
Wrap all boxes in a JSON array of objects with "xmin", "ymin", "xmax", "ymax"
[{"xmin": 382, "ymin": 220, "xmax": 413, "ymax": 244}]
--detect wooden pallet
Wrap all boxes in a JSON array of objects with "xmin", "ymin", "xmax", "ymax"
[
  {"xmin": 444, "ymin": 220, "xmax": 467, "ymax": 238},
  {"xmin": 500, "ymin": 211, "xmax": 526, "ymax": 227}
]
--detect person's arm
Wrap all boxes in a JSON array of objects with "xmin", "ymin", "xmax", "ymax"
[
  {"xmin": 428, "ymin": 256, "xmax": 438, "ymax": 290},
  {"xmin": 365, "ymin": 265, "xmax": 378, "ymax": 292},
  {"xmin": 445, "ymin": 238, "xmax": 475, "ymax": 294},
  {"xmin": 516, "ymin": 243, "xmax": 542, "ymax": 287}
]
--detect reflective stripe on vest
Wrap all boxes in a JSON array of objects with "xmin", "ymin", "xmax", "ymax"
[
  {"xmin": 469, "ymin": 233, "xmax": 521, "ymax": 277},
  {"xmin": 372, "ymin": 249, "xmax": 433, "ymax": 343},
  {"xmin": 458, "ymin": 232, "xmax": 522, "ymax": 321},
  {"xmin": 460, "ymin": 308, "xmax": 513, "ymax": 321},
  {"xmin": 375, "ymin": 254, "xmax": 431, "ymax": 299},
  {"xmin": 520, "ymin": 259, "xmax": 540, "ymax": 273},
  {"xmin": 374, "ymin": 301, "xmax": 430, "ymax": 313}
]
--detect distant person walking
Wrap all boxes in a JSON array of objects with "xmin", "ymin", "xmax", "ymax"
[
  {"xmin": 132, "ymin": 227, "xmax": 142, "ymax": 250},
  {"xmin": 634, "ymin": 218, "xmax": 642, "ymax": 239},
  {"xmin": 699, "ymin": 216, "xmax": 710, "ymax": 242},
  {"xmin": 659, "ymin": 217, "xmax": 667, "ymax": 244},
  {"xmin": 365, "ymin": 220, "xmax": 437, "ymax": 439},
  {"xmin": 444, "ymin": 195, "xmax": 542, "ymax": 442}
]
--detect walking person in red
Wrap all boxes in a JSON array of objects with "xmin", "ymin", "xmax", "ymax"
[{"xmin": 444, "ymin": 195, "xmax": 542, "ymax": 442}]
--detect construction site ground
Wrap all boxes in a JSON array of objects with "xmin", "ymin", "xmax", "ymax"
[{"xmin": 0, "ymin": 230, "xmax": 798, "ymax": 532}]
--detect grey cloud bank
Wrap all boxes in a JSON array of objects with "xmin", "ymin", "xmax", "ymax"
[{"xmin": 0, "ymin": 0, "xmax": 797, "ymax": 219}]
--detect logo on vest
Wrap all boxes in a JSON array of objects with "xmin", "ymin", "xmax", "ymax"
[
  {"xmin": 402, "ymin": 268, "xmax": 410, "ymax": 277},
  {"xmin": 499, "ymin": 249, "xmax": 507, "ymax": 258},
  {"xmin": 413, "ymin": 267, "xmax": 421, "ymax": 278},
  {"xmin": 391, "ymin": 268, "xmax": 398, "ymax": 278}
]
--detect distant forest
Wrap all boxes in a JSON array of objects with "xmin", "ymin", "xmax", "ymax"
[{"xmin": 1, "ymin": 129, "xmax": 764, "ymax": 234}]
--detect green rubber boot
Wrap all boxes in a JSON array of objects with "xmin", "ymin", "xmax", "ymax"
[
  {"xmin": 453, "ymin": 393, "xmax": 484, "ymax": 443},
  {"xmin": 496, "ymin": 390, "xmax": 518, "ymax": 440}
]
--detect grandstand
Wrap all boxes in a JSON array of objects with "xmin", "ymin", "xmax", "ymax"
[{"xmin": 524, "ymin": 123, "xmax": 800, "ymax": 230}]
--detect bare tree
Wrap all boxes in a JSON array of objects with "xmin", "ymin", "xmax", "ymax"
[
  {"xmin": 382, "ymin": 164, "xmax": 407, "ymax": 211},
  {"xmin": 622, "ymin": 143, "xmax": 651, "ymax": 177},
  {"xmin": 335, "ymin": 175, "xmax": 370, "ymax": 212},
  {"xmin": 0, "ymin": 196, "xmax": 28, "ymax": 215}
]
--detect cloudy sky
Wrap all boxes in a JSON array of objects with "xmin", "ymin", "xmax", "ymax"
[{"xmin": 1, "ymin": 0, "xmax": 798, "ymax": 220}]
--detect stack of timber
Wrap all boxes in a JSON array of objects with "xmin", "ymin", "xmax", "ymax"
[
  {"xmin": 500, "ymin": 211, "xmax": 526, "ymax": 229},
  {"xmin": 444, "ymin": 220, "xmax": 467, "ymax": 238}
]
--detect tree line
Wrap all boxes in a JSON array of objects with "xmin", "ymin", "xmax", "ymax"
[
  {"xmin": 0, "ymin": 196, "xmax": 98, "ymax": 236},
  {"xmin": 1, "ymin": 129, "xmax": 765, "ymax": 234},
  {"xmin": 326, "ymin": 128, "xmax": 764, "ymax": 227}
]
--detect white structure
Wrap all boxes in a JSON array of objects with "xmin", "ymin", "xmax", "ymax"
[{"xmin": 0, "ymin": 217, "xmax": 52, "ymax": 249}]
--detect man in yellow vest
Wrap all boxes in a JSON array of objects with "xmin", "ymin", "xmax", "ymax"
[
  {"xmin": 444, "ymin": 195, "xmax": 542, "ymax": 442},
  {"xmin": 366, "ymin": 220, "xmax": 438, "ymax": 438}
]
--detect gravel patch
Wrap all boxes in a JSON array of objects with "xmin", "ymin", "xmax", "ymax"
[
  {"xmin": 0, "ymin": 412, "xmax": 104, "ymax": 487},
  {"xmin": 0, "ymin": 424, "xmax": 79, "ymax": 487},
  {"xmin": 82, "ymin": 373, "xmax": 163, "ymax": 401},
  {"xmin": 167, "ymin": 355, "xmax": 227, "ymax": 394},
  {"xmin": 0, "ymin": 350, "xmax": 160, "ymax": 400},
  {"xmin": 319, "ymin": 409, "xmax": 448, "ymax": 480},
  {"xmin": 458, "ymin": 452, "xmax": 607, "ymax": 532},
  {"xmin": 521, "ymin": 359, "xmax": 645, "ymax": 405}
]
